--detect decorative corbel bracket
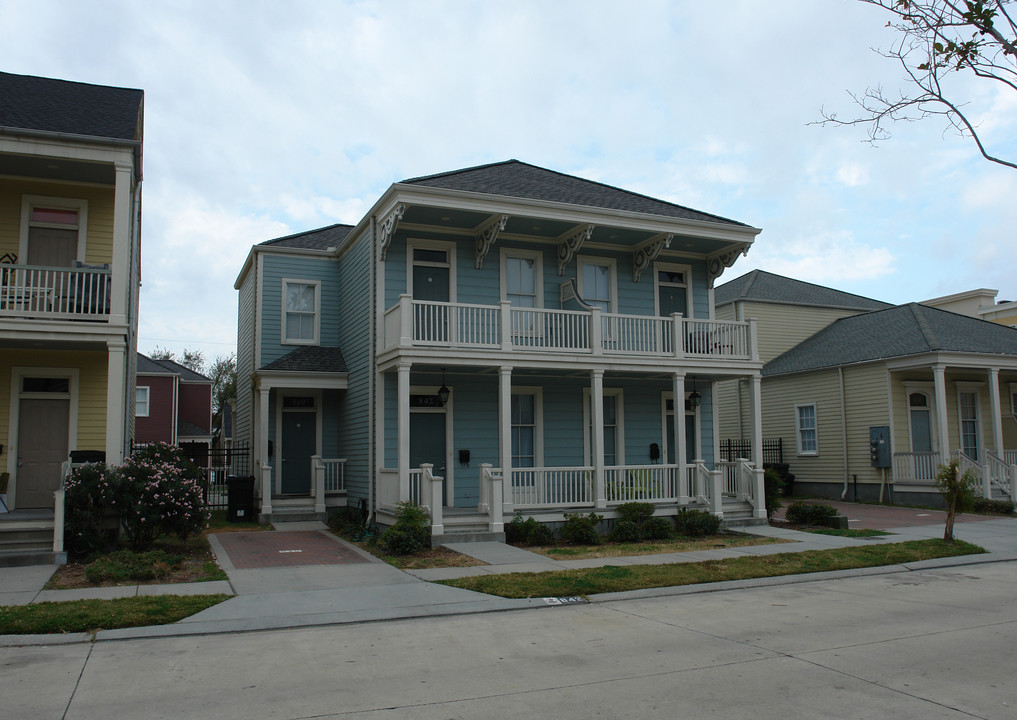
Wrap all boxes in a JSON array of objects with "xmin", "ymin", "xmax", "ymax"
[
  {"xmin": 378, "ymin": 204, "xmax": 406, "ymax": 261},
  {"xmin": 632, "ymin": 233, "xmax": 673, "ymax": 283},
  {"xmin": 557, "ymin": 224, "xmax": 594, "ymax": 276},
  {"xmin": 474, "ymin": 214, "xmax": 509, "ymax": 270},
  {"xmin": 707, "ymin": 243, "xmax": 750, "ymax": 283}
]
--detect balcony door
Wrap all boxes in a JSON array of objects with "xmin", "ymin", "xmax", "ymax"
[{"xmin": 410, "ymin": 243, "xmax": 452, "ymax": 344}]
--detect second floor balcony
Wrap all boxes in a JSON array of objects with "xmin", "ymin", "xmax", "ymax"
[
  {"xmin": 0, "ymin": 263, "xmax": 111, "ymax": 322},
  {"xmin": 383, "ymin": 295, "xmax": 759, "ymax": 364}
]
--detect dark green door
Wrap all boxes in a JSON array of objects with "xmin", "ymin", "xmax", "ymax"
[
  {"xmin": 413, "ymin": 263, "xmax": 450, "ymax": 342},
  {"xmin": 666, "ymin": 407, "xmax": 697, "ymax": 463},
  {"xmin": 281, "ymin": 411, "xmax": 315, "ymax": 494},
  {"xmin": 658, "ymin": 278, "xmax": 688, "ymax": 317},
  {"xmin": 410, "ymin": 411, "xmax": 446, "ymax": 505}
]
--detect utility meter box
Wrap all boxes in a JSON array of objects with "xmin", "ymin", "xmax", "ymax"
[{"xmin": 869, "ymin": 426, "xmax": 891, "ymax": 468}]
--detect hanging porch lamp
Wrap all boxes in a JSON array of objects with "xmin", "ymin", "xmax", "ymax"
[
  {"xmin": 437, "ymin": 369, "xmax": 450, "ymax": 407},
  {"xmin": 688, "ymin": 377, "xmax": 701, "ymax": 410}
]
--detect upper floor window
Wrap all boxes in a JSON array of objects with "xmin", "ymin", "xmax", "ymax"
[
  {"xmin": 20, "ymin": 196, "xmax": 87, "ymax": 267},
  {"xmin": 577, "ymin": 256, "xmax": 616, "ymax": 313},
  {"xmin": 136, "ymin": 386, "xmax": 150, "ymax": 417},
  {"xmin": 655, "ymin": 263, "xmax": 692, "ymax": 318},
  {"xmin": 796, "ymin": 403, "xmax": 817, "ymax": 456},
  {"xmin": 282, "ymin": 279, "xmax": 320, "ymax": 345},
  {"xmin": 502, "ymin": 251, "xmax": 542, "ymax": 309}
]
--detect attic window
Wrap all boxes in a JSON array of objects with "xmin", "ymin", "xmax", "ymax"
[{"xmin": 31, "ymin": 207, "xmax": 79, "ymax": 225}]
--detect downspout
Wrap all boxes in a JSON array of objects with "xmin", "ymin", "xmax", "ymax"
[
  {"xmin": 368, "ymin": 216, "xmax": 376, "ymax": 522},
  {"xmin": 839, "ymin": 366, "xmax": 849, "ymax": 500}
]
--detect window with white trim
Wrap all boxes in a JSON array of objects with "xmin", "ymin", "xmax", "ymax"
[
  {"xmin": 584, "ymin": 389, "xmax": 624, "ymax": 466},
  {"xmin": 282, "ymin": 279, "xmax": 320, "ymax": 344},
  {"xmin": 795, "ymin": 403, "xmax": 817, "ymax": 455},
  {"xmin": 577, "ymin": 257, "xmax": 616, "ymax": 313},
  {"xmin": 136, "ymin": 386, "xmax": 150, "ymax": 417},
  {"xmin": 20, "ymin": 196, "xmax": 88, "ymax": 267},
  {"xmin": 511, "ymin": 393, "xmax": 536, "ymax": 468}
]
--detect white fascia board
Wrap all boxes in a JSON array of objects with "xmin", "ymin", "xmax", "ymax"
[
  {"xmin": 254, "ymin": 371, "xmax": 349, "ymax": 391},
  {"xmin": 342, "ymin": 182, "xmax": 761, "ymax": 256},
  {"xmin": 0, "ymin": 134, "xmax": 135, "ymax": 169},
  {"xmin": 886, "ymin": 351, "xmax": 1017, "ymax": 371},
  {"xmin": 234, "ymin": 244, "xmax": 335, "ymax": 289},
  {"xmin": 0, "ymin": 322, "xmax": 129, "ymax": 344}
]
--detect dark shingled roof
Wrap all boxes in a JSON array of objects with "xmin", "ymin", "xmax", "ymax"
[
  {"xmin": 0, "ymin": 71, "xmax": 143, "ymax": 141},
  {"xmin": 716, "ymin": 270, "xmax": 892, "ymax": 311},
  {"xmin": 765, "ymin": 303, "xmax": 1017, "ymax": 376},
  {"xmin": 402, "ymin": 160, "xmax": 749, "ymax": 227},
  {"xmin": 261, "ymin": 346, "xmax": 348, "ymax": 373},
  {"xmin": 137, "ymin": 353, "xmax": 211, "ymax": 383},
  {"xmin": 177, "ymin": 419, "xmax": 211, "ymax": 439},
  {"xmin": 260, "ymin": 223, "xmax": 355, "ymax": 250}
]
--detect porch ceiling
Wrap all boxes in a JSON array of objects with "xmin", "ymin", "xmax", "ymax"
[{"xmin": 0, "ymin": 151, "xmax": 116, "ymax": 185}]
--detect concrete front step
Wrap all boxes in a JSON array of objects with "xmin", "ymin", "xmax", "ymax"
[
  {"xmin": 0, "ymin": 520, "xmax": 56, "ymax": 565},
  {"xmin": 433, "ymin": 530, "xmax": 506, "ymax": 545},
  {"xmin": 0, "ymin": 549, "xmax": 65, "ymax": 567}
]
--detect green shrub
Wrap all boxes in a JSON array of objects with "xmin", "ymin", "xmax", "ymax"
[
  {"xmin": 118, "ymin": 444, "xmax": 207, "ymax": 551},
  {"xmin": 641, "ymin": 516, "xmax": 676, "ymax": 540},
  {"xmin": 505, "ymin": 512, "xmax": 531, "ymax": 544},
  {"xmin": 764, "ymin": 468, "xmax": 785, "ymax": 520},
  {"xmin": 63, "ymin": 462, "xmax": 121, "ymax": 556},
  {"xmin": 83, "ymin": 549, "xmax": 184, "ymax": 584},
  {"xmin": 560, "ymin": 511, "xmax": 603, "ymax": 545},
  {"xmin": 936, "ymin": 459, "xmax": 979, "ymax": 542},
  {"xmin": 972, "ymin": 497, "xmax": 1016, "ymax": 515},
  {"xmin": 327, "ymin": 506, "xmax": 365, "ymax": 534},
  {"xmin": 608, "ymin": 519, "xmax": 642, "ymax": 542},
  {"xmin": 675, "ymin": 508, "xmax": 721, "ymax": 537},
  {"xmin": 527, "ymin": 523, "xmax": 557, "ymax": 546},
  {"xmin": 615, "ymin": 502, "xmax": 655, "ymax": 526},
  {"xmin": 379, "ymin": 502, "xmax": 431, "ymax": 555},
  {"xmin": 784, "ymin": 501, "xmax": 838, "ymax": 526}
]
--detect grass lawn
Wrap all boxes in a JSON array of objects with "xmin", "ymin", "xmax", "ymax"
[
  {"xmin": 804, "ymin": 528, "xmax": 890, "ymax": 538},
  {"xmin": 0, "ymin": 595, "xmax": 230, "ymax": 635},
  {"xmin": 528, "ymin": 533, "xmax": 787, "ymax": 561},
  {"xmin": 353, "ymin": 541, "xmax": 486, "ymax": 570},
  {"xmin": 438, "ymin": 539, "xmax": 984, "ymax": 598},
  {"xmin": 207, "ymin": 509, "xmax": 273, "ymax": 533}
]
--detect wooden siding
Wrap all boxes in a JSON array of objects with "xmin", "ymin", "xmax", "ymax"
[
  {"xmin": 0, "ymin": 349, "xmax": 108, "ymax": 454},
  {"xmin": 259, "ymin": 254, "xmax": 341, "ymax": 367},
  {"xmin": 235, "ymin": 264, "xmax": 256, "ymax": 448},
  {"xmin": 335, "ymin": 228, "xmax": 373, "ymax": 503},
  {"xmin": 179, "ymin": 382, "xmax": 212, "ymax": 434},
  {"xmin": 843, "ymin": 363, "xmax": 891, "ymax": 486},
  {"xmin": 0, "ymin": 179, "xmax": 116, "ymax": 264},
  {"xmin": 135, "ymin": 375, "xmax": 175, "ymax": 443},
  {"xmin": 383, "ymin": 231, "xmax": 711, "ymax": 317},
  {"xmin": 739, "ymin": 301, "xmax": 864, "ymax": 363}
]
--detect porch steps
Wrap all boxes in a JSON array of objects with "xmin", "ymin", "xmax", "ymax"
[
  {"xmin": 266, "ymin": 497, "xmax": 322, "ymax": 524},
  {"xmin": 719, "ymin": 501, "xmax": 767, "ymax": 528},
  {"xmin": 0, "ymin": 518, "xmax": 61, "ymax": 567},
  {"xmin": 434, "ymin": 510, "xmax": 505, "ymax": 545}
]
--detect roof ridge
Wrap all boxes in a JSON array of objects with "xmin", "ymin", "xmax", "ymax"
[
  {"xmin": 260, "ymin": 222, "xmax": 354, "ymax": 246},
  {"xmin": 0, "ymin": 70, "xmax": 143, "ymax": 95}
]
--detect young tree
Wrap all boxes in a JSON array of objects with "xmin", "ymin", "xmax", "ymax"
[
  {"xmin": 148, "ymin": 346, "xmax": 206, "ymax": 374},
  {"xmin": 935, "ymin": 457, "xmax": 979, "ymax": 541},
  {"xmin": 818, "ymin": 1, "xmax": 1017, "ymax": 170},
  {"xmin": 207, "ymin": 353, "xmax": 237, "ymax": 417}
]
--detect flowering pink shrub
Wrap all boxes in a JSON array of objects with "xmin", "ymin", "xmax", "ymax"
[{"xmin": 63, "ymin": 442, "xmax": 208, "ymax": 555}]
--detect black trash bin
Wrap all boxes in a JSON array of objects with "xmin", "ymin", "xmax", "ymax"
[{"xmin": 226, "ymin": 475, "xmax": 256, "ymax": 523}]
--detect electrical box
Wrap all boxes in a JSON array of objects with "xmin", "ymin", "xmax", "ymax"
[{"xmin": 869, "ymin": 426, "xmax": 891, "ymax": 468}]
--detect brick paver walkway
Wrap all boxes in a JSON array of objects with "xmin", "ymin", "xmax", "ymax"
[{"xmin": 215, "ymin": 531, "xmax": 369, "ymax": 569}]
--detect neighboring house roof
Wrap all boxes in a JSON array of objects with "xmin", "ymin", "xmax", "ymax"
[
  {"xmin": 178, "ymin": 419, "xmax": 211, "ymax": 439},
  {"xmin": 137, "ymin": 353, "xmax": 212, "ymax": 383},
  {"xmin": 716, "ymin": 270, "xmax": 892, "ymax": 311},
  {"xmin": 765, "ymin": 303, "xmax": 1017, "ymax": 376},
  {"xmin": 260, "ymin": 346, "xmax": 348, "ymax": 373},
  {"xmin": 0, "ymin": 71, "xmax": 143, "ymax": 141},
  {"xmin": 401, "ymin": 159, "xmax": 749, "ymax": 227},
  {"xmin": 260, "ymin": 223, "xmax": 355, "ymax": 250}
]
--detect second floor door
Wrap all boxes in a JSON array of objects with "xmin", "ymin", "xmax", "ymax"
[{"xmin": 411, "ymin": 246, "xmax": 451, "ymax": 343}]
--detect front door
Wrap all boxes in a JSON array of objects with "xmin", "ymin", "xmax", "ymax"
[
  {"xmin": 412, "ymin": 247, "xmax": 451, "ymax": 342},
  {"xmin": 665, "ymin": 400, "xmax": 697, "ymax": 463},
  {"xmin": 281, "ymin": 410, "xmax": 315, "ymax": 494},
  {"xmin": 16, "ymin": 397, "xmax": 69, "ymax": 508},
  {"xmin": 410, "ymin": 411, "xmax": 447, "ymax": 505}
]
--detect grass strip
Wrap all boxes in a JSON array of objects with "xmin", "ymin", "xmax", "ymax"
[
  {"xmin": 536, "ymin": 534, "xmax": 784, "ymax": 560},
  {"xmin": 437, "ymin": 539, "xmax": 984, "ymax": 598},
  {"xmin": 0, "ymin": 594, "xmax": 230, "ymax": 635},
  {"xmin": 799, "ymin": 528, "xmax": 890, "ymax": 538}
]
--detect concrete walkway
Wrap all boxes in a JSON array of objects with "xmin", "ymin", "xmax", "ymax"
[{"xmin": 2, "ymin": 510, "xmax": 1015, "ymax": 645}]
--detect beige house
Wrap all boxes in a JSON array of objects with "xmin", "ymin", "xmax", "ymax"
[
  {"xmin": 716, "ymin": 272, "xmax": 1017, "ymax": 506},
  {"xmin": 0, "ymin": 72, "xmax": 144, "ymax": 562},
  {"xmin": 922, "ymin": 288, "xmax": 1017, "ymax": 329}
]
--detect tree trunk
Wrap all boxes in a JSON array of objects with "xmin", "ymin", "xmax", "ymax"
[{"xmin": 944, "ymin": 496, "xmax": 956, "ymax": 542}]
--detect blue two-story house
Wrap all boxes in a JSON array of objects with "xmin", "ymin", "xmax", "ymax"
[{"xmin": 234, "ymin": 160, "xmax": 767, "ymax": 540}]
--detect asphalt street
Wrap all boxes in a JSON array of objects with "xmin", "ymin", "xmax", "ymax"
[{"xmin": 3, "ymin": 557, "xmax": 1015, "ymax": 719}]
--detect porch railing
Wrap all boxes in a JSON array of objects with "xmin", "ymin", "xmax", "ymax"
[
  {"xmin": 384, "ymin": 295, "xmax": 755, "ymax": 362},
  {"xmin": 985, "ymin": 452, "xmax": 1015, "ymax": 499},
  {"xmin": 892, "ymin": 451, "xmax": 940, "ymax": 484},
  {"xmin": 604, "ymin": 464, "xmax": 680, "ymax": 503},
  {"xmin": 319, "ymin": 458, "xmax": 346, "ymax": 493},
  {"xmin": 1004, "ymin": 449, "xmax": 1017, "ymax": 467},
  {"xmin": 0, "ymin": 264, "xmax": 111, "ymax": 320},
  {"xmin": 510, "ymin": 466, "xmax": 593, "ymax": 508}
]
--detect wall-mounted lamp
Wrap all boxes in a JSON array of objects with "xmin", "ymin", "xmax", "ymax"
[
  {"xmin": 437, "ymin": 369, "xmax": 450, "ymax": 407},
  {"xmin": 688, "ymin": 377, "xmax": 701, "ymax": 410}
]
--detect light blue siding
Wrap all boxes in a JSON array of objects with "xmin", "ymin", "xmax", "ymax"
[
  {"xmin": 235, "ymin": 266, "xmax": 256, "ymax": 450},
  {"xmin": 260, "ymin": 254, "xmax": 341, "ymax": 367}
]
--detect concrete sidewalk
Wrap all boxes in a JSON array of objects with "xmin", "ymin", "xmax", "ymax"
[{"xmin": 2, "ymin": 512, "xmax": 1015, "ymax": 645}]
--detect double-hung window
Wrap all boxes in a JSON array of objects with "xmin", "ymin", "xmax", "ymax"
[
  {"xmin": 796, "ymin": 403, "xmax": 817, "ymax": 456},
  {"xmin": 136, "ymin": 386, "xmax": 150, "ymax": 417},
  {"xmin": 502, "ymin": 250, "xmax": 543, "ymax": 336},
  {"xmin": 20, "ymin": 196, "xmax": 88, "ymax": 267},
  {"xmin": 511, "ymin": 393, "xmax": 536, "ymax": 468},
  {"xmin": 578, "ymin": 257, "xmax": 615, "ymax": 313},
  {"xmin": 282, "ymin": 279, "xmax": 320, "ymax": 344}
]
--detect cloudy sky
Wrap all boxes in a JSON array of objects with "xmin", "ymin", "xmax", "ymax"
[{"xmin": 3, "ymin": 0, "xmax": 1015, "ymax": 367}]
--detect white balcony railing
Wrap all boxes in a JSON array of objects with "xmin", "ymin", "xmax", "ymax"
[
  {"xmin": 892, "ymin": 451, "xmax": 940, "ymax": 484},
  {"xmin": 510, "ymin": 466, "xmax": 594, "ymax": 508},
  {"xmin": 384, "ymin": 296, "xmax": 755, "ymax": 362},
  {"xmin": 604, "ymin": 464, "xmax": 680, "ymax": 502},
  {"xmin": 0, "ymin": 264, "xmax": 111, "ymax": 320}
]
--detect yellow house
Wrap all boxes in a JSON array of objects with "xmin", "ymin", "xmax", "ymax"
[{"xmin": 0, "ymin": 72, "xmax": 143, "ymax": 559}]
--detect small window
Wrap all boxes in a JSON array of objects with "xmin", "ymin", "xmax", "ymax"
[
  {"xmin": 511, "ymin": 393, "xmax": 536, "ymax": 468},
  {"xmin": 796, "ymin": 404, "xmax": 817, "ymax": 455},
  {"xmin": 136, "ymin": 386, "xmax": 150, "ymax": 417},
  {"xmin": 282, "ymin": 280, "xmax": 320, "ymax": 344},
  {"xmin": 413, "ymin": 248, "xmax": 448, "ymax": 264}
]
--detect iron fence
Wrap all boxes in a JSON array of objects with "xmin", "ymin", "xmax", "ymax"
[
  {"xmin": 131, "ymin": 441, "xmax": 251, "ymax": 511},
  {"xmin": 720, "ymin": 438, "xmax": 783, "ymax": 465}
]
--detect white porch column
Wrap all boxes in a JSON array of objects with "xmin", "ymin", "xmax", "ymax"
[
  {"xmin": 109, "ymin": 163, "xmax": 133, "ymax": 327},
  {"xmin": 105, "ymin": 339, "xmax": 126, "ymax": 464},
  {"xmin": 933, "ymin": 364, "xmax": 950, "ymax": 464},
  {"xmin": 591, "ymin": 368, "xmax": 606, "ymax": 508},
  {"xmin": 256, "ymin": 385, "xmax": 272, "ymax": 519},
  {"xmin": 397, "ymin": 362, "xmax": 411, "ymax": 502},
  {"xmin": 988, "ymin": 368, "xmax": 1004, "ymax": 455},
  {"xmin": 498, "ymin": 366, "xmax": 513, "ymax": 514},
  {"xmin": 673, "ymin": 373, "xmax": 687, "ymax": 504},
  {"xmin": 750, "ymin": 373, "xmax": 766, "ymax": 519}
]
